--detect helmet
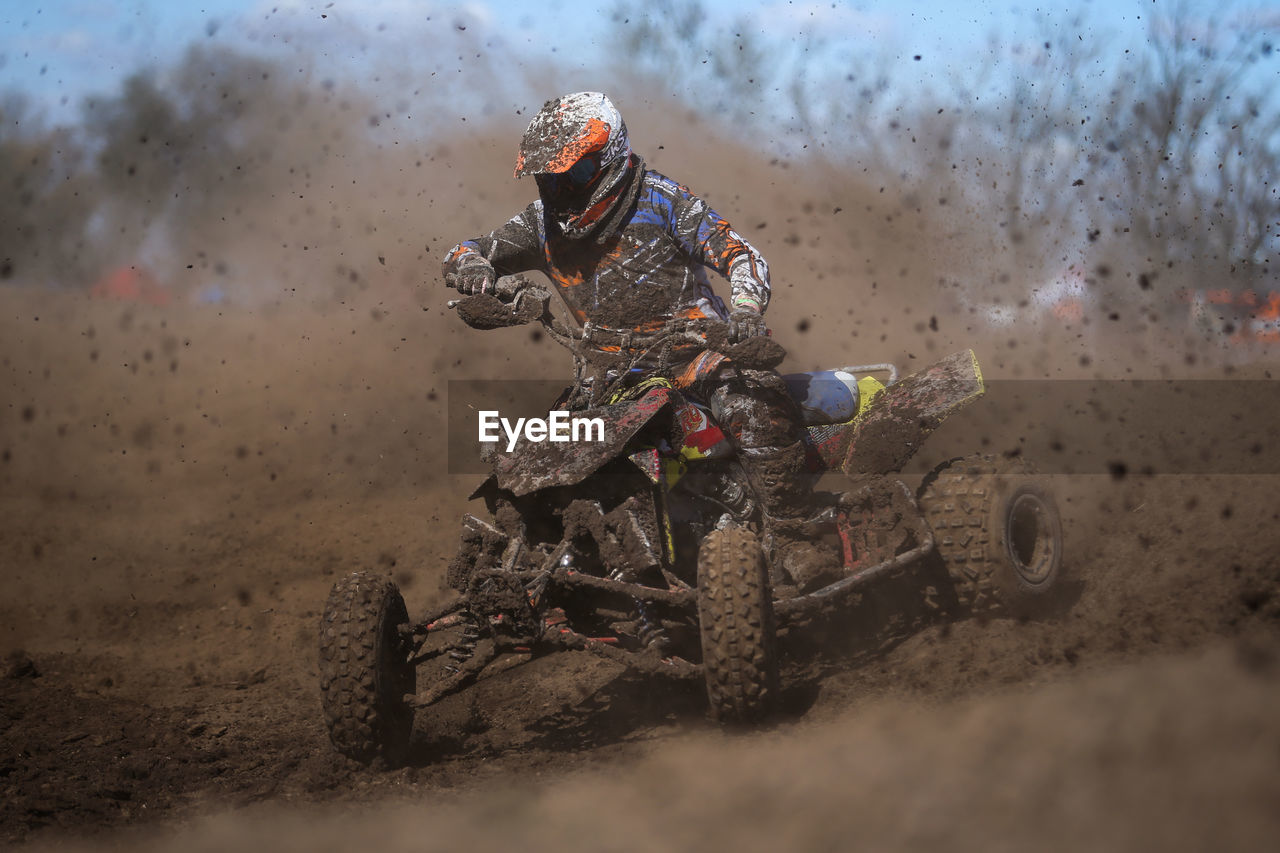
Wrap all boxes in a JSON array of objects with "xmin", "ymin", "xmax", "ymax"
[{"xmin": 515, "ymin": 92, "xmax": 636, "ymax": 240}]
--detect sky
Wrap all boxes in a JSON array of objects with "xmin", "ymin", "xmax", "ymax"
[{"xmin": 1, "ymin": 0, "xmax": 1276, "ymax": 126}]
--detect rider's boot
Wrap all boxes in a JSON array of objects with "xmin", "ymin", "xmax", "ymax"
[{"xmin": 738, "ymin": 440, "xmax": 843, "ymax": 592}]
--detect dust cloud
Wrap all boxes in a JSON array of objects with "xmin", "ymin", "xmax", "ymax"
[{"xmin": 3, "ymin": 5, "xmax": 1279, "ymax": 851}]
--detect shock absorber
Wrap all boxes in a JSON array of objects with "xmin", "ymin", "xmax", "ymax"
[
  {"xmin": 444, "ymin": 611, "xmax": 482, "ymax": 672},
  {"xmin": 610, "ymin": 566, "xmax": 669, "ymax": 652},
  {"xmin": 634, "ymin": 599, "xmax": 669, "ymax": 653}
]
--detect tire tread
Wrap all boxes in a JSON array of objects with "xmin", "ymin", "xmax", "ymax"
[
  {"xmin": 318, "ymin": 571, "xmax": 414, "ymax": 764},
  {"xmin": 698, "ymin": 526, "xmax": 779, "ymax": 723}
]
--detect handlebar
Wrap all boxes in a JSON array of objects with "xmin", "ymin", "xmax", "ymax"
[{"xmin": 448, "ymin": 275, "xmax": 787, "ymax": 371}]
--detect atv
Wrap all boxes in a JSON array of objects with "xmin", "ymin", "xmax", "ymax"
[{"xmin": 318, "ymin": 278, "xmax": 1065, "ymax": 765}]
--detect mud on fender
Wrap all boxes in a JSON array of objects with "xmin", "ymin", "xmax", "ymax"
[
  {"xmin": 841, "ymin": 349, "xmax": 984, "ymax": 477},
  {"xmin": 486, "ymin": 387, "xmax": 676, "ymax": 497}
]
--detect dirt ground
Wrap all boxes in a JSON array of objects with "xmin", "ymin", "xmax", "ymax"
[{"xmin": 3, "ymin": 134, "xmax": 1280, "ymax": 849}]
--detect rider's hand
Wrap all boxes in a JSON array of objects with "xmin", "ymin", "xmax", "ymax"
[
  {"xmin": 447, "ymin": 258, "xmax": 495, "ymax": 295},
  {"xmin": 729, "ymin": 308, "xmax": 768, "ymax": 343}
]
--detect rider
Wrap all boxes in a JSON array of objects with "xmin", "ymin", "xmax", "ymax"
[{"xmin": 442, "ymin": 91, "xmax": 827, "ymax": 588}]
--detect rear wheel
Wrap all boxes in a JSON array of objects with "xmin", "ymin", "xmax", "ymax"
[
  {"xmin": 697, "ymin": 524, "xmax": 780, "ymax": 723},
  {"xmin": 918, "ymin": 455, "xmax": 1064, "ymax": 615},
  {"xmin": 319, "ymin": 572, "xmax": 417, "ymax": 765}
]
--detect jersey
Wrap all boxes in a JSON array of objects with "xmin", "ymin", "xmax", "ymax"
[{"xmin": 443, "ymin": 166, "xmax": 771, "ymax": 349}]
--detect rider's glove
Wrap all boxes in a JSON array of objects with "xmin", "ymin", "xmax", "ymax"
[
  {"xmin": 728, "ymin": 308, "xmax": 768, "ymax": 343},
  {"xmin": 446, "ymin": 257, "xmax": 495, "ymax": 295}
]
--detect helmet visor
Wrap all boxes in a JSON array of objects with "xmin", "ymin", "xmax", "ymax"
[{"xmin": 535, "ymin": 152, "xmax": 604, "ymax": 214}]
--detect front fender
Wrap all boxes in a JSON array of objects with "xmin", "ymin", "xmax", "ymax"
[{"xmin": 487, "ymin": 387, "xmax": 677, "ymax": 496}]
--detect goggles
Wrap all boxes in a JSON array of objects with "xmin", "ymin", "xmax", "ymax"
[
  {"xmin": 540, "ymin": 151, "xmax": 603, "ymax": 193},
  {"xmin": 536, "ymin": 152, "xmax": 608, "ymax": 214},
  {"xmin": 564, "ymin": 151, "xmax": 603, "ymax": 185}
]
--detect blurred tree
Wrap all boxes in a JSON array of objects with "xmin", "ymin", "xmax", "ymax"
[
  {"xmin": 608, "ymin": 0, "xmax": 1278, "ymax": 312},
  {"xmin": 607, "ymin": 0, "xmax": 827, "ymax": 141},
  {"xmin": 76, "ymin": 43, "xmax": 379, "ymax": 290},
  {"xmin": 83, "ymin": 46, "xmax": 290, "ymax": 273},
  {"xmin": 0, "ymin": 95, "xmax": 97, "ymax": 286},
  {"xmin": 1088, "ymin": 3, "xmax": 1279, "ymax": 287}
]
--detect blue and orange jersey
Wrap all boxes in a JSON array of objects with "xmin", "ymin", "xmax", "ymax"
[{"xmin": 443, "ymin": 167, "xmax": 771, "ymax": 353}]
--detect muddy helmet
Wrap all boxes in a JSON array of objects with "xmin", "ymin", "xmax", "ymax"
[{"xmin": 515, "ymin": 92, "xmax": 636, "ymax": 240}]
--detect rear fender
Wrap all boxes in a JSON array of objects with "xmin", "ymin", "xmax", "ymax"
[
  {"xmin": 840, "ymin": 349, "xmax": 984, "ymax": 477},
  {"xmin": 802, "ymin": 350, "xmax": 984, "ymax": 476}
]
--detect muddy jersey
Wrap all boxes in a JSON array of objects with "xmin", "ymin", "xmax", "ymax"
[{"xmin": 443, "ymin": 167, "xmax": 770, "ymax": 344}]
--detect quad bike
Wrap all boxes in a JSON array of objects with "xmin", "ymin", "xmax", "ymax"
[{"xmin": 318, "ymin": 278, "xmax": 1065, "ymax": 765}]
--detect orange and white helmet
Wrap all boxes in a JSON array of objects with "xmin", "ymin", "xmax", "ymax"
[{"xmin": 515, "ymin": 92, "xmax": 637, "ymax": 240}]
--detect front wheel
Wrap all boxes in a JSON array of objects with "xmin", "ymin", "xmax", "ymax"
[
  {"xmin": 918, "ymin": 455, "xmax": 1064, "ymax": 615},
  {"xmin": 319, "ymin": 572, "xmax": 417, "ymax": 765},
  {"xmin": 697, "ymin": 524, "xmax": 780, "ymax": 723}
]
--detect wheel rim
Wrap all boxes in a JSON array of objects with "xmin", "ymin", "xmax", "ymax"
[{"xmin": 1005, "ymin": 492, "xmax": 1058, "ymax": 585}]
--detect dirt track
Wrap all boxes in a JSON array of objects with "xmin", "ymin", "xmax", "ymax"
[
  {"xmin": 3, "ymin": 122, "xmax": 1280, "ymax": 849},
  {"xmin": 3, "ymin": 283, "xmax": 1278, "ymax": 851}
]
